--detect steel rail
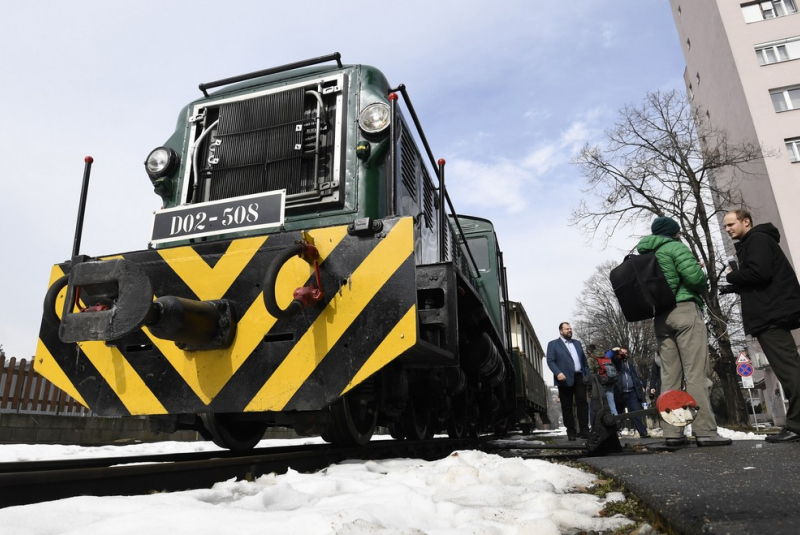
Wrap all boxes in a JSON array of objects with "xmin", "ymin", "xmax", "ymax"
[{"xmin": 0, "ymin": 437, "xmax": 482, "ymax": 509}]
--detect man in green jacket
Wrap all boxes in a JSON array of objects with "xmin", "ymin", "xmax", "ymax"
[{"xmin": 637, "ymin": 216, "xmax": 731, "ymax": 447}]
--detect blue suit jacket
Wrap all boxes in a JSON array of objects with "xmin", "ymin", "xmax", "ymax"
[{"xmin": 546, "ymin": 338, "xmax": 590, "ymax": 386}]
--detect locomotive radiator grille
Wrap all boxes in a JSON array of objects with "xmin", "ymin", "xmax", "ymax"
[
  {"xmin": 196, "ymin": 83, "xmax": 339, "ymax": 206},
  {"xmin": 208, "ymin": 89, "xmax": 305, "ymax": 200}
]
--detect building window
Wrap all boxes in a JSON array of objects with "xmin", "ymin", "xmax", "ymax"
[
  {"xmin": 742, "ymin": 0, "xmax": 797, "ymax": 22},
  {"xmin": 696, "ymin": 72, "xmax": 701, "ymax": 86},
  {"xmin": 688, "ymin": 83, "xmax": 694, "ymax": 100},
  {"xmin": 786, "ymin": 137, "xmax": 800, "ymax": 162},
  {"xmin": 756, "ymin": 36, "xmax": 800, "ymax": 65},
  {"xmin": 770, "ymin": 86, "xmax": 800, "ymax": 111},
  {"xmin": 757, "ymin": 44, "xmax": 789, "ymax": 64},
  {"xmin": 687, "ymin": 38, "xmax": 691, "ymax": 50}
]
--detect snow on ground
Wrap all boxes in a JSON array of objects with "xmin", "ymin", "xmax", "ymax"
[
  {"xmin": 0, "ymin": 427, "xmax": 765, "ymax": 535},
  {"xmin": 717, "ymin": 426, "xmax": 766, "ymax": 440}
]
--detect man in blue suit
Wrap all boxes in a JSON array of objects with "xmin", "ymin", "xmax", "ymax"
[{"xmin": 546, "ymin": 322, "xmax": 591, "ymax": 440}]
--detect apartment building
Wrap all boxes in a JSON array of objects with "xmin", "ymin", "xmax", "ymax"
[
  {"xmin": 669, "ymin": 1, "xmax": 800, "ymax": 426},
  {"xmin": 669, "ymin": 0, "xmax": 800, "ymax": 267}
]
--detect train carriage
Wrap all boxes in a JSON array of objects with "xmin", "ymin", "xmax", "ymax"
[
  {"xmin": 508, "ymin": 301, "xmax": 550, "ymax": 433},
  {"xmin": 35, "ymin": 53, "xmax": 543, "ymax": 450}
]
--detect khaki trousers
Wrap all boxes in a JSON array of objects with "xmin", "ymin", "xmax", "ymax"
[{"xmin": 654, "ymin": 302, "xmax": 717, "ymax": 438}]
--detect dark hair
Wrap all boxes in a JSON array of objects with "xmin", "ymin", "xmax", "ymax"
[
  {"xmin": 558, "ymin": 322, "xmax": 570, "ymax": 331},
  {"xmin": 727, "ymin": 209, "xmax": 753, "ymax": 225},
  {"xmin": 587, "ymin": 344, "xmax": 596, "ymax": 352}
]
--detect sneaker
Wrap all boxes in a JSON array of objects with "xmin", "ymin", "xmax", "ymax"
[{"xmin": 696, "ymin": 435, "xmax": 732, "ymax": 447}]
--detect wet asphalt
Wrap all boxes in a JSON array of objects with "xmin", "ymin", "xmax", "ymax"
[{"xmin": 580, "ymin": 438, "xmax": 800, "ymax": 535}]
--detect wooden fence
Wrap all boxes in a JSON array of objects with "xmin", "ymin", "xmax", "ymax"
[{"xmin": 0, "ymin": 355, "xmax": 92, "ymax": 416}]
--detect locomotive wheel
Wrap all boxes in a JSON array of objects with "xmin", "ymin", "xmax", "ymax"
[
  {"xmin": 400, "ymin": 401, "xmax": 429, "ymax": 441},
  {"xmin": 446, "ymin": 397, "xmax": 468, "ymax": 439},
  {"xmin": 324, "ymin": 393, "xmax": 378, "ymax": 446},
  {"xmin": 200, "ymin": 413, "xmax": 268, "ymax": 452}
]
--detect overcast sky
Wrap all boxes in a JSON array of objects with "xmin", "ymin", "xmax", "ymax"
[{"xmin": 0, "ymin": 1, "xmax": 685, "ymax": 364}]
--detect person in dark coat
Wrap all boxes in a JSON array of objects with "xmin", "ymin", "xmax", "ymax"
[
  {"xmin": 545, "ymin": 322, "xmax": 590, "ymax": 441},
  {"xmin": 608, "ymin": 347, "xmax": 648, "ymax": 438},
  {"xmin": 724, "ymin": 209, "xmax": 800, "ymax": 442}
]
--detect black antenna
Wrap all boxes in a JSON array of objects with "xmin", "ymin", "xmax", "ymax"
[{"xmin": 72, "ymin": 156, "xmax": 94, "ymax": 259}]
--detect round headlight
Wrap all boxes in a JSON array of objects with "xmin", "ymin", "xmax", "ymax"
[
  {"xmin": 358, "ymin": 103, "xmax": 391, "ymax": 135},
  {"xmin": 144, "ymin": 147, "xmax": 179, "ymax": 178}
]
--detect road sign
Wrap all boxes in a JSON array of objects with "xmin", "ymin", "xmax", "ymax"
[
  {"xmin": 742, "ymin": 376, "xmax": 754, "ymax": 389},
  {"xmin": 737, "ymin": 352, "xmax": 751, "ymax": 364},
  {"xmin": 737, "ymin": 362, "xmax": 754, "ymax": 377}
]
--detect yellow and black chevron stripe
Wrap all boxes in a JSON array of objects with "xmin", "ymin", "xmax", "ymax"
[{"xmin": 35, "ymin": 217, "xmax": 418, "ymax": 416}]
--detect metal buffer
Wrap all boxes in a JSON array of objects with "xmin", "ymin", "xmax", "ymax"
[{"xmin": 43, "ymin": 157, "xmax": 237, "ymax": 351}]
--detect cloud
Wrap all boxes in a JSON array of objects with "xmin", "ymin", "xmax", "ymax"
[
  {"xmin": 523, "ymin": 109, "xmax": 553, "ymax": 122},
  {"xmin": 448, "ymin": 115, "xmax": 599, "ymax": 214},
  {"xmin": 448, "ymin": 159, "xmax": 532, "ymax": 214},
  {"xmin": 520, "ymin": 144, "xmax": 559, "ymax": 176}
]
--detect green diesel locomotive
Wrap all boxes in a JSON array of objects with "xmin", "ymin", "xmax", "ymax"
[{"xmin": 36, "ymin": 53, "xmax": 543, "ymax": 450}]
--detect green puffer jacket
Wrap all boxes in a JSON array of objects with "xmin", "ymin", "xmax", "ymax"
[{"xmin": 637, "ymin": 234, "xmax": 707, "ymax": 308}]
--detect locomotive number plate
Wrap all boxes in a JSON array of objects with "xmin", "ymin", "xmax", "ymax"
[{"xmin": 150, "ymin": 190, "xmax": 285, "ymax": 245}]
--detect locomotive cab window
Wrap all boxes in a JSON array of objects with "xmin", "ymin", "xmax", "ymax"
[
  {"xmin": 181, "ymin": 73, "xmax": 346, "ymax": 211},
  {"xmin": 466, "ymin": 236, "xmax": 491, "ymax": 273}
]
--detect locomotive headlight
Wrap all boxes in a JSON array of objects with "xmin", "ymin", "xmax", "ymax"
[
  {"xmin": 358, "ymin": 103, "xmax": 391, "ymax": 135},
  {"xmin": 145, "ymin": 147, "xmax": 179, "ymax": 179}
]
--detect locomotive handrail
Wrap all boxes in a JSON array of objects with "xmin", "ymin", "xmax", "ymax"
[
  {"xmin": 438, "ymin": 159, "xmax": 447, "ymax": 263},
  {"xmin": 262, "ymin": 243, "xmax": 308, "ymax": 319},
  {"xmin": 43, "ymin": 275, "xmax": 70, "ymax": 327},
  {"xmin": 390, "ymin": 85, "xmax": 439, "ymax": 176},
  {"xmin": 388, "ymin": 85, "xmax": 481, "ymax": 278},
  {"xmin": 262, "ymin": 239, "xmax": 324, "ymax": 320},
  {"xmin": 199, "ymin": 52, "xmax": 343, "ymax": 97}
]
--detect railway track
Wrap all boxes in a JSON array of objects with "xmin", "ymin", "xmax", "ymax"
[
  {"xmin": 0, "ymin": 432, "xmax": 656, "ymax": 509},
  {"xmin": 0, "ymin": 437, "xmax": 482, "ymax": 509}
]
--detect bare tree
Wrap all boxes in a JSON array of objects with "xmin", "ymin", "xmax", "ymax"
[
  {"xmin": 572, "ymin": 89, "xmax": 766, "ymax": 427},
  {"xmin": 573, "ymin": 260, "xmax": 658, "ymax": 380}
]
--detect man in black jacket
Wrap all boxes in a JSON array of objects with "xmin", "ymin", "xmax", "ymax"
[{"xmin": 723, "ymin": 209, "xmax": 800, "ymax": 442}]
